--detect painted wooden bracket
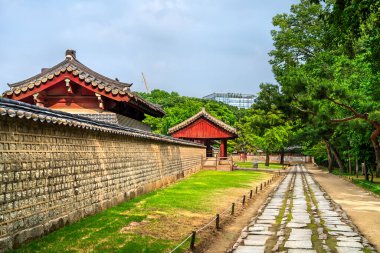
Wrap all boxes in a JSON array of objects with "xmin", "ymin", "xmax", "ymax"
[
  {"xmin": 32, "ymin": 92, "xmax": 45, "ymax": 107},
  {"xmin": 95, "ymin": 93, "xmax": 104, "ymax": 110},
  {"xmin": 65, "ymin": 78, "xmax": 73, "ymax": 94}
]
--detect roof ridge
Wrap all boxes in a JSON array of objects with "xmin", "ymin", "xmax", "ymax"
[
  {"xmin": 71, "ymin": 58, "xmax": 132, "ymax": 88},
  {"xmin": 8, "ymin": 59, "xmax": 70, "ymax": 87},
  {"xmin": 8, "ymin": 57, "xmax": 132, "ymax": 89}
]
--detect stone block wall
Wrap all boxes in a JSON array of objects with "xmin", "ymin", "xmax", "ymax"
[{"xmin": 0, "ymin": 116, "xmax": 205, "ymax": 251}]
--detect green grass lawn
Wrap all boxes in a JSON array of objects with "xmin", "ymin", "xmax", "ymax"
[
  {"xmin": 235, "ymin": 161, "xmax": 285, "ymax": 169},
  {"xmin": 10, "ymin": 170, "xmax": 270, "ymax": 253},
  {"xmin": 350, "ymin": 178, "xmax": 380, "ymax": 196}
]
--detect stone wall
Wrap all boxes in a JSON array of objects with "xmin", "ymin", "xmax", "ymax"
[{"xmin": 0, "ymin": 115, "xmax": 205, "ymax": 251}]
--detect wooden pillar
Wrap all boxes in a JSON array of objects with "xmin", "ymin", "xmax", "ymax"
[
  {"xmin": 206, "ymin": 139, "xmax": 213, "ymax": 157},
  {"xmin": 220, "ymin": 139, "xmax": 227, "ymax": 158}
]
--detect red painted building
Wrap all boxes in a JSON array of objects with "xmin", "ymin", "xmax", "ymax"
[
  {"xmin": 3, "ymin": 50, "xmax": 164, "ymax": 131},
  {"xmin": 168, "ymin": 108, "xmax": 238, "ymax": 157}
]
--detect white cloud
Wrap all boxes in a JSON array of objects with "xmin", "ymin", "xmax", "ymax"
[{"xmin": 0, "ymin": 0, "xmax": 298, "ymax": 97}]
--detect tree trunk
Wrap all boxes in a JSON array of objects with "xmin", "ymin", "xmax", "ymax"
[
  {"xmin": 280, "ymin": 150, "xmax": 285, "ymax": 165},
  {"xmin": 327, "ymin": 97, "xmax": 380, "ymax": 177},
  {"xmin": 348, "ymin": 151, "xmax": 352, "ymax": 174},
  {"xmin": 370, "ymin": 123, "xmax": 380, "ymax": 177},
  {"xmin": 265, "ymin": 152, "xmax": 270, "ymax": 167},
  {"xmin": 330, "ymin": 145, "xmax": 345, "ymax": 173},
  {"xmin": 323, "ymin": 139, "xmax": 334, "ymax": 173},
  {"xmin": 355, "ymin": 158, "xmax": 359, "ymax": 178},
  {"xmin": 362, "ymin": 162, "xmax": 369, "ymax": 181}
]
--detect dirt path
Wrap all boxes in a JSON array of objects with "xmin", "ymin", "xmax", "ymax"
[
  {"xmin": 308, "ymin": 164, "xmax": 380, "ymax": 252},
  {"xmin": 201, "ymin": 174, "xmax": 284, "ymax": 253}
]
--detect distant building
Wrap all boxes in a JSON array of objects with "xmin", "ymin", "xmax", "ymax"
[
  {"xmin": 203, "ymin": 93, "xmax": 255, "ymax": 109},
  {"xmin": 168, "ymin": 107, "xmax": 238, "ymax": 158}
]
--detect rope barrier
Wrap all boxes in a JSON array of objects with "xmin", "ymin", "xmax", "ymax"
[
  {"xmin": 196, "ymin": 216, "xmax": 217, "ymax": 233},
  {"xmin": 168, "ymin": 233, "xmax": 193, "ymax": 253},
  {"xmin": 167, "ymin": 175, "xmax": 279, "ymax": 252}
]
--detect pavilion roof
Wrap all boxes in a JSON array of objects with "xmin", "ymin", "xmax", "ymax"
[
  {"xmin": 168, "ymin": 107, "xmax": 237, "ymax": 135},
  {"xmin": 3, "ymin": 50, "xmax": 165, "ymax": 117}
]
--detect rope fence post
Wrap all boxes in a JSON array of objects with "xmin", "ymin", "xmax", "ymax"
[
  {"xmin": 190, "ymin": 231, "xmax": 196, "ymax": 250},
  {"xmin": 249, "ymin": 189, "xmax": 253, "ymax": 199},
  {"xmin": 242, "ymin": 195, "xmax": 246, "ymax": 206},
  {"xmin": 260, "ymin": 183, "xmax": 262, "ymax": 191},
  {"xmin": 231, "ymin": 203, "xmax": 235, "ymax": 215},
  {"xmin": 256, "ymin": 186, "xmax": 258, "ymax": 194},
  {"xmin": 216, "ymin": 214, "xmax": 220, "ymax": 230}
]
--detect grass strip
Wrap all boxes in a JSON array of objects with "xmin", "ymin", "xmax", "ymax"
[
  {"xmin": 10, "ymin": 170, "xmax": 269, "ymax": 253},
  {"xmin": 320, "ymin": 168, "xmax": 380, "ymax": 196},
  {"xmin": 235, "ymin": 162, "xmax": 285, "ymax": 169}
]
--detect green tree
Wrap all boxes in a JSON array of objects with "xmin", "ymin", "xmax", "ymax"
[
  {"xmin": 270, "ymin": 0, "xmax": 380, "ymax": 177},
  {"xmin": 139, "ymin": 89, "xmax": 238, "ymax": 135}
]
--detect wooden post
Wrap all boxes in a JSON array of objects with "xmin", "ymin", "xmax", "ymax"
[
  {"xmin": 260, "ymin": 183, "xmax": 262, "ymax": 191},
  {"xmin": 249, "ymin": 190, "xmax": 253, "ymax": 199},
  {"xmin": 231, "ymin": 203, "xmax": 235, "ymax": 215},
  {"xmin": 242, "ymin": 195, "xmax": 246, "ymax": 206},
  {"xmin": 220, "ymin": 139, "xmax": 227, "ymax": 158},
  {"xmin": 190, "ymin": 231, "xmax": 196, "ymax": 250},
  {"xmin": 216, "ymin": 214, "xmax": 220, "ymax": 230},
  {"xmin": 256, "ymin": 186, "xmax": 258, "ymax": 194}
]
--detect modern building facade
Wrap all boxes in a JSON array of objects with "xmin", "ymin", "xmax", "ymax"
[{"xmin": 203, "ymin": 93, "xmax": 255, "ymax": 109}]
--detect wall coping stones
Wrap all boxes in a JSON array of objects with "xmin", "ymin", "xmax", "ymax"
[{"xmin": 0, "ymin": 98, "xmax": 204, "ymax": 148}]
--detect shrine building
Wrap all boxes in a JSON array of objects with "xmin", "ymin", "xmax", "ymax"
[
  {"xmin": 2, "ymin": 50, "xmax": 164, "ymax": 131},
  {"xmin": 168, "ymin": 108, "xmax": 238, "ymax": 157}
]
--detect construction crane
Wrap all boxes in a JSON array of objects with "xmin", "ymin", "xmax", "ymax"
[{"xmin": 141, "ymin": 72, "xmax": 150, "ymax": 93}]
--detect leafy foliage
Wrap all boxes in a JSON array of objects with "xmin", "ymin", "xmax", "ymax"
[
  {"xmin": 139, "ymin": 89, "xmax": 296, "ymax": 158},
  {"xmin": 270, "ymin": 0, "xmax": 380, "ymax": 177},
  {"xmin": 138, "ymin": 89, "xmax": 239, "ymax": 135}
]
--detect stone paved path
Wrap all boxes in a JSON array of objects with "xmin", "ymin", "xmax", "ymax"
[{"xmin": 231, "ymin": 165, "xmax": 377, "ymax": 253}]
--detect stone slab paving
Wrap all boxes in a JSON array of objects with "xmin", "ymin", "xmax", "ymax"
[{"xmin": 231, "ymin": 165, "xmax": 377, "ymax": 253}]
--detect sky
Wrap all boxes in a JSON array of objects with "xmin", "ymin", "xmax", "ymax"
[{"xmin": 0, "ymin": 0, "xmax": 298, "ymax": 98}]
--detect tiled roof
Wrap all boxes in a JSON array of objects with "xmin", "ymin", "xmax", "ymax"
[
  {"xmin": 0, "ymin": 98, "xmax": 203, "ymax": 148},
  {"xmin": 167, "ymin": 107, "xmax": 238, "ymax": 135},
  {"xmin": 3, "ymin": 52, "xmax": 165, "ymax": 117}
]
